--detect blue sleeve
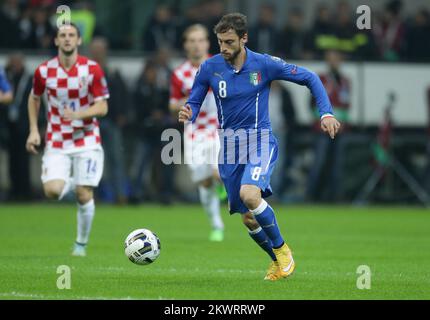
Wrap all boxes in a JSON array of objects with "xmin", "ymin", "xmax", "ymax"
[
  {"xmin": 0, "ymin": 68, "xmax": 12, "ymax": 93},
  {"xmin": 265, "ymin": 55, "xmax": 333, "ymax": 118},
  {"xmin": 186, "ymin": 61, "xmax": 210, "ymax": 122}
]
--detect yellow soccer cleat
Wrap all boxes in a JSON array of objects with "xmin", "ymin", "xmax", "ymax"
[
  {"xmin": 272, "ymin": 243, "xmax": 295, "ymax": 278},
  {"xmin": 264, "ymin": 260, "xmax": 281, "ymax": 281}
]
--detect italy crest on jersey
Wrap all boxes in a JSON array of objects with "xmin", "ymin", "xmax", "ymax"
[{"xmin": 249, "ymin": 72, "xmax": 261, "ymax": 86}]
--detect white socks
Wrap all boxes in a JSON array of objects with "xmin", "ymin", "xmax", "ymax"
[
  {"xmin": 58, "ymin": 179, "xmax": 94, "ymax": 246},
  {"xmin": 76, "ymin": 199, "xmax": 95, "ymax": 245},
  {"xmin": 250, "ymin": 199, "xmax": 268, "ymax": 215},
  {"xmin": 198, "ymin": 185, "xmax": 224, "ymax": 230}
]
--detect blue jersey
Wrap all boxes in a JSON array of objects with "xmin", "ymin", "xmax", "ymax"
[
  {"xmin": 0, "ymin": 67, "xmax": 11, "ymax": 93},
  {"xmin": 187, "ymin": 47, "xmax": 333, "ymax": 131},
  {"xmin": 186, "ymin": 48, "xmax": 334, "ymax": 214}
]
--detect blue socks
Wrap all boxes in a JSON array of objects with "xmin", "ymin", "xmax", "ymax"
[
  {"xmin": 248, "ymin": 227, "xmax": 277, "ymax": 261},
  {"xmin": 250, "ymin": 200, "xmax": 284, "ymax": 249}
]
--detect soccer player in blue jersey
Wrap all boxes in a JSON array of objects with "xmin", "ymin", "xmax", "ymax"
[{"xmin": 179, "ymin": 13, "xmax": 340, "ymax": 280}]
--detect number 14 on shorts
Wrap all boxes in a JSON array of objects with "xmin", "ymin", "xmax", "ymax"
[{"xmin": 86, "ymin": 159, "xmax": 97, "ymax": 178}]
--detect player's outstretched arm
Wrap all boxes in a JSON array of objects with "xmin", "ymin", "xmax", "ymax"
[
  {"xmin": 266, "ymin": 55, "xmax": 341, "ymax": 139},
  {"xmin": 183, "ymin": 62, "xmax": 210, "ymax": 123},
  {"xmin": 305, "ymin": 71, "xmax": 341, "ymax": 139},
  {"xmin": 169, "ymin": 71, "xmax": 189, "ymax": 114},
  {"xmin": 63, "ymin": 99, "xmax": 108, "ymax": 121},
  {"xmin": 26, "ymin": 94, "xmax": 41, "ymax": 154}
]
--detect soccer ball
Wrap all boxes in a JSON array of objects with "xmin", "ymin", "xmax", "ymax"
[{"xmin": 124, "ymin": 229, "xmax": 161, "ymax": 265}]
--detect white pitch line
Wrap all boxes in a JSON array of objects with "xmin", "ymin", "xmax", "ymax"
[
  {"xmin": 0, "ymin": 292, "xmax": 173, "ymax": 300},
  {"xmin": 1, "ymin": 265, "xmax": 265, "ymax": 274}
]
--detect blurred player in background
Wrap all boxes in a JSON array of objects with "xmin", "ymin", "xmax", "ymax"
[
  {"xmin": 170, "ymin": 24, "xmax": 225, "ymax": 242},
  {"xmin": 179, "ymin": 13, "xmax": 340, "ymax": 280},
  {"xmin": 0, "ymin": 66, "xmax": 13, "ymax": 105},
  {"xmin": 0, "ymin": 65, "xmax": 13, "ymax": 200},
  {"xmin": 26, "ymin": 23, "xmax": 110, "ymax": 257}
]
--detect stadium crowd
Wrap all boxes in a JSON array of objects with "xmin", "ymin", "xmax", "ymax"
[
  {"xmin": 1, "ymin": 0, "xmax": 430, "ymax": 205},
  {"xmin": 1, "ymin": 0, "xmax": 430, "ymax": 61}
]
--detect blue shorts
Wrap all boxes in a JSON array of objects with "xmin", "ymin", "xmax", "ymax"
[{"xmin": 218, "ymin": 134, "xmax": 278, "ymax": 214}]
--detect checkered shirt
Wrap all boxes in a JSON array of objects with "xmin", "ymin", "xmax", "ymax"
[
  {"xmin": 170, "ymin": 60, "xmax": 219, "ymax": 141},
  {"xmin": 32, "ymin": 55, "xmax": 110, "ymax": 153}
]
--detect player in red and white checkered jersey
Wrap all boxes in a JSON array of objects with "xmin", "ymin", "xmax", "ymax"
[
  {"xmin": 32, "ymin": 56, "xmax": 106, "ymax": 151},
  {"xmin": 169, "ymin": 24, "xmax": 225, "ymax": 242},
  {"xmin": 25, "ymin": 23, "xmax": 109, "ymax": 257}
]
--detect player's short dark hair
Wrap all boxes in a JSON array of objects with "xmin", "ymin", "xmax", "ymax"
[
  {"xmin": 213, "ymin": 13, "xmax": 248, "ymax": 38},
  {"xmin": 56, "ymin": 22, "xmax": 81, "ymax": 38}
]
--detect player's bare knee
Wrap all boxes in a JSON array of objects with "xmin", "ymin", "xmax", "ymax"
[
  {"xmin": 76, "ymin": 193, "xmax": 92, "ymax": 205},
  {"xmin": 240, "ymin": 186, "xmax": 261, "ymax": 210},
  {"xmin": 43, "ymin": 182, "xmax": 64, "ymax": 200},
  {"xmin": 76, "ymin": 187, "xmax": 93, "ymax": 205},
  {"xmin": 44, "ymin": 187, "xmax": 60, "ymax": 200}
]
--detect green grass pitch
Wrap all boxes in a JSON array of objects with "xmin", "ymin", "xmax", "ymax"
[{"xmin": 0, "ymin": 204, "xmax": 429, "ymax": 300}]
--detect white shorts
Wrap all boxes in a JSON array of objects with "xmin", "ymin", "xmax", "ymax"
[
  {"xmin": 185, "ymin": 138, "xmax": 220, "ymax": 183},
  {"xmin": 188, "ymin": 162, "xmax": 219, "ymax": 183},
  {"xmin": 41, "ymin": 148, "xmax": 104, "ymax": 187}
]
